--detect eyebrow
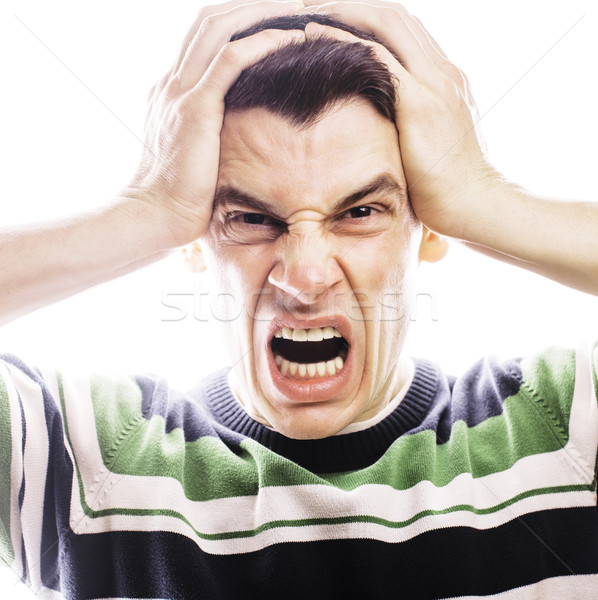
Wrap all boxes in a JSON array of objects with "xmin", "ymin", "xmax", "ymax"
[{"xmin": 213, "ymin": 175, "xmax": 407, "ymax": 219}]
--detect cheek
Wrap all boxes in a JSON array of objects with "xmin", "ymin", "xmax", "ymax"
[{"xmin": 206, "ymin": 245, "xmax": 278, "ymax": 326}]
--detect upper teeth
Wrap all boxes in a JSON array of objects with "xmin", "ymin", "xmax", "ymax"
[{"xmin": 273, "ymin": 326, "xmax": 343, "ymax": 342}]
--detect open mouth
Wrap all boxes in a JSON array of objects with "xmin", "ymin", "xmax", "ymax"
[{"xmin": 271, "ymin": 326, "xmax": 350, "ymax": 380}]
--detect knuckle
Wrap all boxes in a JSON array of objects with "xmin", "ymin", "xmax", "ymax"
[
  {"xmin": 441, "ymin": 62, "xmax": 465, "ymax": 87},
  {"xmin": 162, "ymin": 75, "xmax": 182, "ymax": 101},
  {"xmin": 218, "ymin": 40, "xmax": 242, "ymax": 64},
  {"xmin": 439, "ymin": 74, "xmax": 457, "ymax": 96},
  {"xmin": 175, "ymin": 92, "xmax": 196, "ymax": 115},
  {"xmin": 260, "ymin": 28, "xmax": 286, "ymax": 44},
  {"xmin": 200, "ymin": 14, "xmax": 219, "ymax": 31},
  {"xmin": 195, "ymin": 5, "xmax": 218, "ymax": 24}
]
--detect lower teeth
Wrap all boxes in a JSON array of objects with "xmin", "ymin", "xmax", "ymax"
[{"xmin": 274, "ymin": 354, "xmax": 344, "ymax": 379}]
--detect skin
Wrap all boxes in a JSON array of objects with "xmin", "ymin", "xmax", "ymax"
[
  {"xmin": 0, "ymin": 0, "xmax": 595, "ymax": 436},
  {"xmin": 199, "ymin": 100, "xmax": 446, "ymax": 439}
]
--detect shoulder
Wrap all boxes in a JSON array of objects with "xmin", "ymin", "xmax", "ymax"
[
  {"xmin": 0, "ymin": 355, "xmax": 229, "ymax": 457},
  {"xmin": 435, "ymin": 344, "xmax": 598, "ymax": 453}
]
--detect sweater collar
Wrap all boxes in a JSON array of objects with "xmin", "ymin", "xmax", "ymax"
[{"xmin": 204, "ymin": 358, "xmax": 440, "ymax": 473}]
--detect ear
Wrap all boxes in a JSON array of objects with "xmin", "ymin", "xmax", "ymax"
[
  {"xmin": 182, "ymin": 241, "xmax": 207, "ymax": 273},
  {"xmin": 418, "ymin": 227, "xmax": 449, "ymax": 263}
]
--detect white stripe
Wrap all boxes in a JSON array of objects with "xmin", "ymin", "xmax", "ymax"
[
  {"xmin": 70, "ymin": 486, "xmax": 595, "ymax": 556},
  {"xmin": 561, "ymin": 344, "xmax": 598, "ymax": 479},
  {"xmin": 0, "ymin": 361, "xmax": 25, "ymax": 577},
  {"xmin": 441, "ymin": 573, "xmax": 598, "ymax": 599},
  {"xmin": 79, "ymin": 450, "xmax": 593, "ymax": 532},
  {"xmin": 58, "ymin": 372, "xmax": 133, "ymax": 537},
  {"xmin": 56, "ymin": 370, "xmax": 597, "ymax": 555},
  {"xmin": 9, "ymin": 364, "xmax": 50, "ymax": 591}
]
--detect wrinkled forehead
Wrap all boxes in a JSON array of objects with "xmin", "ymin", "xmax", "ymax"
[{"xmin": 217, "ymin": 101, "xmax": 405, "ymax": 217}]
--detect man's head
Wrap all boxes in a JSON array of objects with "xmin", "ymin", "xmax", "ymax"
[
  {"xmin": 225, "ymin": 14, "xmax": 396, "ymax": 127},
  {"xmin": 192, "ymin": 15, "xmax": 447, "ymax": 439}
]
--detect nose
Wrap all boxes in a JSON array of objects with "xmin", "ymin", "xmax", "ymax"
[{"xmin": 268, "ymin": 228, "xmax": 343, "ymax": 305}]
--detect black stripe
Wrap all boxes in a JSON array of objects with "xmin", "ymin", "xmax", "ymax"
[{"xmin": 50, "ymin": 506, "xmax": 598, "ymax": 599}]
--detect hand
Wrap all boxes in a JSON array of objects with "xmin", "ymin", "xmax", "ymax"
[
  {"xmin": 303, "ymin": 0, "xmax": 500, "ymax": 237},
  {"xmin": 125, "ymin": 0, "xmax": 305, "ymax": 249}
]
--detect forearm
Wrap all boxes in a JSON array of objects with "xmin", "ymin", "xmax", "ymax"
[
  {"xmin": 0, "ymin": 198, "xmax": 174, "ymax": 325},
  {"xmin": 302, "ymin": 3, "xmax": 597, "ymax": 297},
  {"xmin": 0, "ymin": 2, "xmax": 305, "ymax": 327},
  {"xmin": 455, "ymin": 181, "xmax": 598, "ymax": 296}
]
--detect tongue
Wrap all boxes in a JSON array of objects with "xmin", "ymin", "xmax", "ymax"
[{"xmin": 271, "ymin": 338, "xmax": 347, "ymax": 363}]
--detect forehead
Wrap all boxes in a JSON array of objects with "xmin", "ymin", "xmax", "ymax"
[{"xmin": 217, "ymin": 101, "xmax": 404, "ymax": 216}]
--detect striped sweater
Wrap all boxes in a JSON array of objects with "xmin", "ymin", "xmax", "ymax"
[{"xmin": 1, "ymin": 345, "xmax": 597, "ymax": 599}]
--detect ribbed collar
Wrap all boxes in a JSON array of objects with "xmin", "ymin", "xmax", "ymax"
[{"xmin": 204, "ymin": 359, "xmax": 440, "ymax": 473}]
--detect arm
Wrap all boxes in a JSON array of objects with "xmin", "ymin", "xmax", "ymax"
[
  {"xmin": 304, "ymin": 1, "xmax": 598, "ymax": 295},
  {"xmin": 0, "ymin": 0, "xmax": 304, "ymax": 326}
]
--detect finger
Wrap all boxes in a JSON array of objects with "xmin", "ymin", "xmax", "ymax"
[
  {"xmin": 152, "ymin": 1, "xmax": 299, "ymax": 103},
  {"xmin": 194, "ymin": 27, "xmax": 306, "ymax": 103},
  {"xmin": 177, "ymin": 1, "xmax": 304, "ymax": 90},
  {"xmin": 306, "ymin": 1, "xmax": 451, "ymax": 69},
  {"xmin": 304, "ymin": 1, "xmax": 433, "ymax": 75},
  {"xmin": 172, "ymin": 0, "xmax": 262, "ymax": 75},
  {"xmin": 304, "ymin": 21, "xmax": 411, "ymax": 85},
  {"xmin": 410, "ymin": 15, "xmax": 449, "ymax": 62}
]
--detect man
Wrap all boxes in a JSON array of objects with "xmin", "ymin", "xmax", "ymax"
[{"xmin": 1, "ymin": 1, "xmax": 597, "ymax": 598}]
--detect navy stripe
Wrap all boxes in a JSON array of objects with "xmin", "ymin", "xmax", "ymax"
[
  {"xmin": 194, "ymin": 358, "xmax": 522, "ymax": 472},
  {"xmin": 40, "ymin": 390, "xmax": 75, "ymax": 593},
  {"xmin": 134, "ymin": 357, "xmax": 524, "ymax": 473},
  {"xmin": 136, "ymin": 374, "xmax": 247, "ymax": 450},
  {"xmin": 49, "ymin": 506, "xmax": 598, "ymax": 599},
  {"xmin": 16, "ymin": 387, "xmax": 28, "ymax": 582}
]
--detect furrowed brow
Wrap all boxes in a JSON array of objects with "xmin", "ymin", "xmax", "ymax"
[
  {"xmin": 331, "ymin": 175, "xmax": 407, "ymax": 214},
  {"xmin": 213, "ymin": 186, "xmax": 282, "ymax": 218},
  {"xmin": 213, "ymin": 175, "xmax": 407, "ymax": 218}
]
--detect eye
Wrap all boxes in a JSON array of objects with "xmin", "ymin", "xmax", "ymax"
[
  {"xmin": 332, "ymin": 202, "xmax": 392, "ymax": 236},
  {"xmin": 222, "ymin": 211, "xmax": 286, "ymax": 244},
  {"xmin": 241, "ymin": 213, "xmax": 266, "ymax": 225},
  {"xmin": 229, "ymin": 212, "xmax": 284, "ymax": 227},
  {"xmin": 346, "ymin": 206, "xmax": 373, "ymax": 218},
  {"xmin": 338, "ymin": 204, "xmax": 383, "ymax": 220}
]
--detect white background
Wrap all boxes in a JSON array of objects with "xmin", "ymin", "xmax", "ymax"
[{"xmin": 1, "ymin": 0, "xmax": 597, "ymax": 596}]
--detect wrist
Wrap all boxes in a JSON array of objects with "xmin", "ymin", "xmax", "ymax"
[
  {"xmin": 116, "ymin": 184, "xmax": 204, "ymax": 253},
  {"xmin": 456, "ymin": 175, "xmax": 523, "ymax": 246},
  {"xmin": 420, "ymin": 165, "xmax": 508, "ymax": 241}
]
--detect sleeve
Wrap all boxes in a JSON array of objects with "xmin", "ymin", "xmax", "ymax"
[
  {"xmin": 520, "ymin": 343, "xmax": 598, "ymax": 484},
  {"xmin": 593, "ymin": 341, "xmax": 598, "ymax": 407},
  {"xmin": 0, "ymin": 355, "xmax": 69, "ymax": 594}
]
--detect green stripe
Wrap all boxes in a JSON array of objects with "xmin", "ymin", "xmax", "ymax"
[
  {"xmin": 519, "ymin": 347, "xmax": 576, "ymax": 443},
  {"xmin": 0, "ymin": 374, "xmax": 15, "ymax": 564},
  {"xmin": 112, "ymin": 425, "xmax": 260, "ymax": 501},
  {"xmin": 89, "ymin": 374, "xmax": 146, "ymax": 469},
  {"xmin": 54, "ymin": 348, "xmax": 593, "ymax": 542},
  {"xmin": 61, "ymin": 364, "xmax": 596, "ymax": 540},
  {"xmin": 86, "ymin": 374, "xmax": 260, "ymax": 501},
  {"xmin": 81, "ymin": 347, "xmax": 578, "ymax": 501},
  {"xmin": 322, "ymin": 348, "xmax": 576, "ymax": 490},
  {"xmin": 81, "ymin": 482, "xmax": 594, "ymax": 542}
]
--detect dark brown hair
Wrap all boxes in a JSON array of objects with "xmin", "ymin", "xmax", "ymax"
[{"xmin": 225, "ymin": 14, "xmax": 397, "ymax": 127}]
